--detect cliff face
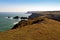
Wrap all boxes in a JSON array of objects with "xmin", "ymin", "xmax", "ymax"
[
  {"xmin": 0, "ymin": 15, "xmax": 60, "ymax": 40},
  {"xmin": 28, "ymin": 11, "xmax": 60, "ymax": 21},
  {"xmin": 28, "ymin": 13, "xmax": 44, "ymax": 19},
  {"xmin": 12, "ymin": 16, "xmax": 46, "ymax": 29}
]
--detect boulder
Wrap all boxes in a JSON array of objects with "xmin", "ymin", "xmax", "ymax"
[{"xmin": 13, "ymin": 16, "xmax": 20, "ymax": 19}]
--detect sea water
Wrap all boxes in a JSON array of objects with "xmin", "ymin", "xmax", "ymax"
[{"xmin": 0, "ymin": 12, "xmax": 31, "ymax": 32}]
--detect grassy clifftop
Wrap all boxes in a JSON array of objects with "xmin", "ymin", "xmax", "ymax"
[
  {"xmin": 0, "ymin": 16, "xmax": 60, "ymax": 40},
  {"xmin": 27, "ymin": 11, "xmax": 60, "ymax": 14}
]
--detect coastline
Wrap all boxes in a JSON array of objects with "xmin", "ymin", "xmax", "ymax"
[
  {"xmin": 1, "ymin": 11, "xmax": 60, "ymax": 40},
  {"xmin": 12, "ymin": 11, "xmax": 60, "ymax": 29}
]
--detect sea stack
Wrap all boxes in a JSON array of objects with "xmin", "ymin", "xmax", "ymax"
[{"xmin": 13, "ymin": 16, "xmax": 20, "ymax": 19}]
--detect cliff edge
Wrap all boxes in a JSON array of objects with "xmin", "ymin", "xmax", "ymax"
[{"xmin": 0, "ymin": 15, "xmax": 60, "ymax": 40}]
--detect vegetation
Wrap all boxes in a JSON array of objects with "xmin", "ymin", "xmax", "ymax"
[{"xmin": 0, "ymin": 11, "xmax": 60, "ymax": 40}]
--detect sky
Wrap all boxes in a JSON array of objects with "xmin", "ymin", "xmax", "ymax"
[{"xmin": 0, "ymin": 0, "xmax": 60, "ymax": 12}]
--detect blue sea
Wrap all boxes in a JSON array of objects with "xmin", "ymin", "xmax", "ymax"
[{"xmin": 0, "ymin": 12, "xmax": 31, "ymax": 32}]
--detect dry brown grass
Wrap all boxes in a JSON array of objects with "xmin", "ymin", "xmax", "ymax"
[{"xmin": 0, "ymin": 16, "xmax": 60, "ymax": 40}]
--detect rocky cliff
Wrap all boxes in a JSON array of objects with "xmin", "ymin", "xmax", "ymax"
[{"xmin": 0, "ymin": 11, "xmax": 60, "ymax": 40}]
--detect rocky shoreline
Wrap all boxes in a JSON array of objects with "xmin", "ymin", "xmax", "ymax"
[
  {"xmin": 0, "ymin": 11, "xmax": 60, "ymax": 40},
  {"xmin": 12, "ymin": 11, "xmax": 60, "ymax": 29}
]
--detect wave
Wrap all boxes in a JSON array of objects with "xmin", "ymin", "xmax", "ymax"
[
  {"xmin": 5, "ymin": 17, "xmax": 8, "ymax": 19},
  {"xmin": 5, "ymin": 17, "xmax": 13, "ymax": 20},
  {"xmin": 18, "ymin": 18, "xmax": 21, "ymax": 21},
  {"xmin": 13, "ymin": 22, "xmax": 18, "ymax": 25},
  {"xmin": 10, "ymin": 17, "xmax": 13, "ymax": 20}
]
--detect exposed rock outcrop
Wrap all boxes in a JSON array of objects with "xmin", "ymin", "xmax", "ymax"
[
  {"xmin": 28, "ymin": 13, "xmax": 44, "ymax": 19},
  {"xmin": 13, "ymin": 16, "xmax": 20, "ymax": 19},
  {"xmin": 28, "ymin": 11, "xmax": 60, "ymax": 21},
  {"xmin": 21, "ymin": 17, "xmax": 28, "ymax": 19},
  {"xmin": 12, "ymin": 16, "xmax": 46, "ymax": 29}
]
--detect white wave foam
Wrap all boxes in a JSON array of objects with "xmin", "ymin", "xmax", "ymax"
[
  {"xmin": 10, "ymin": 17, "xmax": 13, "ymax": 20},
  {"xmin": 5, "ymin": 17, "xmax": 13, "ymax": 20},
  {"xmin": 18, "ymin": 18, "xmax": 21, "ymax": 21},
  {"xmin": 5, "ymin": 17, "xmax": 8, "ymax": 19},
  {"xmin": 13, "ymin": 22, "xmax": 18, "ymax": 25}
]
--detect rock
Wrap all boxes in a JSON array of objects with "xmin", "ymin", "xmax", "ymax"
[
  {"xmin": 28, "ymin": 13, "xmax": 44, "ymax": 19},
  {"xmin": 13, "ymin": 16, "xmax": 20, "ymax": 19},
  {"xmin": 21, "ymin": 17, "xmax": 28, "ymax": 19},
  {"xmin": 12, "ymin": 16, "xmax": 46, "ymax": 29},
  {"xmin": 8, "ymin": 16, "xmax": 11, "ymax": 18}
]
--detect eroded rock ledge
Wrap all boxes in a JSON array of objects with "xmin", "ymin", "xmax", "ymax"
[{"xmin": 12, "ymin": 16, "xmax": 46, "ymax": 29}]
